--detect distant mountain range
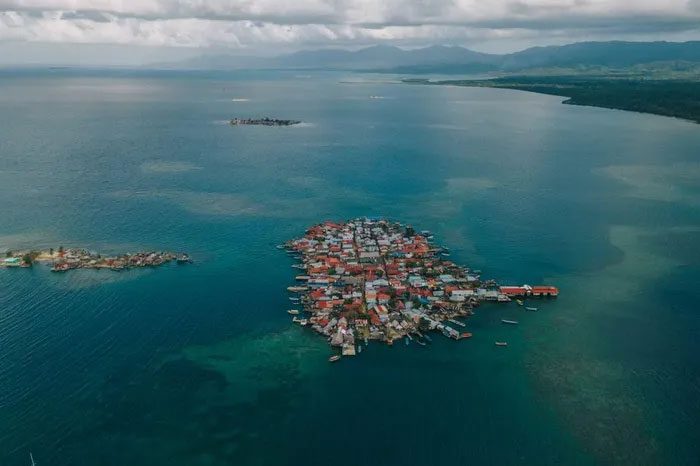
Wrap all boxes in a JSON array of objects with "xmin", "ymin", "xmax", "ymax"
[{"xmin": 160, "ymin": 41, "xmax": 700, "ymax": 74}]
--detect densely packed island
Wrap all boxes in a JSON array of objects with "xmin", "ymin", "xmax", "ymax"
[
  {"xmin": 230, "ymin": 117, "xmax": 301, "ymax": 126},
  {"xmin": 1, "ymin": 247, "xmax": 191, "ymax": 271},
  {"xmin": 283, "ymin": 218, "xmax": 558, "ymax": 360}
]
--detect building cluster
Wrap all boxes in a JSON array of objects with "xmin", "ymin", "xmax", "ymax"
[
  {"xmin": 285, "ymin": 218, "xmax": 558, "ymax": 357},
  {"xmin": 229, "ymin": 117, "xmax": 301, "ymax": 126},
  {"xmin": 51, "ymin": 249, "xmax": 190, "ymax": 271},
  {"xmin": 1, "ymin": 248, "xmax": 191, "ymax": 271}
]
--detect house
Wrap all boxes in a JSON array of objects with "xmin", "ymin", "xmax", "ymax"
[{"xmin": 377, "ymin": 292, "xmax": 391, "ymax": 304}]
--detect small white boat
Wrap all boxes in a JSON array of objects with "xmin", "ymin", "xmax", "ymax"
[
  {"xmin": 501, "ymin": 319, "xmax": 519, "ymax": 325},
  {"xmin": 495, "ymin": 341, "xmax": 508, "ymax": 347},
  {"xmin": 287, "ymin": 309, "xmax": 300, "ymax": 315},
  {"xmin": 328, "ymin": 355, "xmax": 341, "ymax": 362},
  {"xmin": 287, "ymin": 286, "xmax": 307, "ymax": 292},
  {"xmin": 525, "ymin": 306, "xmax": 538, "ymax": 311}
]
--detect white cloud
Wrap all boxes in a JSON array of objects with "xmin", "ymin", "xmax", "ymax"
[{"xmin": 0, "ymin": 0, "xmax": 698, "ymax": 51}]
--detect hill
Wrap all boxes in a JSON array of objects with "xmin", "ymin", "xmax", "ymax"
[{"xmin": 161, "ymin": 41, "xmax": 700, "ymax": 73}]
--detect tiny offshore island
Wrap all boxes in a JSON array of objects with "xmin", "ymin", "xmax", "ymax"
[
  {"xmin": 230, "ymin": 117, "xmax": 301, "ymax": 127},
  {"xmin": 1, "ymin": 247, "xmax": 191, "ymax": 272},
  {"xmin": 282, "ymin": 218, "xmax": 558, "ymax": 361}
]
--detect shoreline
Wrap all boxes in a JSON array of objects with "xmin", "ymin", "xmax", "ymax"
[{"xmin": 405, "ymin": 77, "xmax": 700, "ymax": 125}]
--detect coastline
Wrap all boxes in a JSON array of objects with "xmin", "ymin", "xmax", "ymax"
[{"xmin": 406, "ymin": 78, "xmax": 700, "ymax": 124}]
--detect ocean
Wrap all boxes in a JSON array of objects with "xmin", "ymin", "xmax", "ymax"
[{"xmin": 0, "ymin": 69, "xmax": 699, "ymax": 465}]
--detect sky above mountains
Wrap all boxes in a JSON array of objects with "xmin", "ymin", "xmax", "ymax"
[{"xmin": 1, "ymin": 0, "xmax": 699, "ymax": 65}]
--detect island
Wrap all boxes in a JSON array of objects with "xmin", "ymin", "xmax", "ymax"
[
  {"xmin": 1, "ymin": 247, "xmax": 191, "ymax": 271},
  {"xmin": 282, "ymin": 218, "xmax": 558, "ymax": 360},
  {"xmin": 230, "ymin": 117, "xmax": 301, "ymax": 126}
]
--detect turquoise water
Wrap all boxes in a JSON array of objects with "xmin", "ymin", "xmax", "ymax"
[{"xmin": 1, "ymin": 69, "xmax": 699, "ymax": 465}]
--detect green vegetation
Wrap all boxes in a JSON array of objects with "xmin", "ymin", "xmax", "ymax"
[{"xmin": 418, "ymin": 75, "xmax": 700, "ymax": 124}]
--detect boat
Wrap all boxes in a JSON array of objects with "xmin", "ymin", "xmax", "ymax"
[
  {"xmin": 295, "ymin": 275, "xmax": 310, "ymax": 281},
  {"xmin": 358, "ymin": 345, "xmax": 362, "ymax": 353},
  {"xmin": 176, "ymin": 254, "xmax": 191, "ymax": 264},
  {"xmin": 525, "ymin": 306, "xmax": 538, "ymax": 311},
  {"xmin": 405, "ymin": 337, "xmax": 410, "ymax": 346},
  {"xmin": 495, "ymin": 341, "xmax": 508, "ymax": 346},
  {"xmin": 416, "ymin": 339, "xmax": 427, "ymax": 346},
  {"xmin": 289, "ymin": 297, "xmax": 300, "ymax": 301},
  {"xmin": 287, "ymin": 286, "xmax": 307, "ymax": 292},
  {"xmin": 460, "ymin": 332, "xmax": 473, "ymax": 339},
  {"xmin": 287, "ymin": 309, "xmax": 300, "ymax": 315},
  {"xmin": 516, "ymin": 299, "xmax": 524, "ymax": 306},
  {"xmin": 501, "ymin": 319, "xmax": 519, "ymax": 325},
  {"xmin": 328, "ymin": 355, "xmax": 341, "ymax": 362},
  {"xmin": 423, "ymin": 334, "xmax": 433, "ymax": 342},
  {"xmin": 276, "ymin": 244, "xmax": 286, "ymax": 249}
]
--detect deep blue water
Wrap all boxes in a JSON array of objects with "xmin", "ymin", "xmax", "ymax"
[{"xmin": 1, "ymin": 69, "xmax": 699, "ymax": 465}]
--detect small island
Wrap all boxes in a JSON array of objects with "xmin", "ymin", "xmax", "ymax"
[
  {"xmin": 230, "ymin": 117, "xmax": 301, "ymax": 126},
  {"xmin": 282, "ymin": 218, "xmax": 558, "ymax": 360},
  {"xmin": 1, "ymin": 247, "xmax": 191, "ymax": 271}
]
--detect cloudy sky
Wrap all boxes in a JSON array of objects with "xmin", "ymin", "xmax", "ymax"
[{"xmin": 1, "ymin": 0, "xmax": 699, "ymax": 65}]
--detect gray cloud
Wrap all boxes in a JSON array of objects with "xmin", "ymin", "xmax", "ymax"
[{"xmin": 0, "ymin": 1, "xmax": 698, "ymax": 53}]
